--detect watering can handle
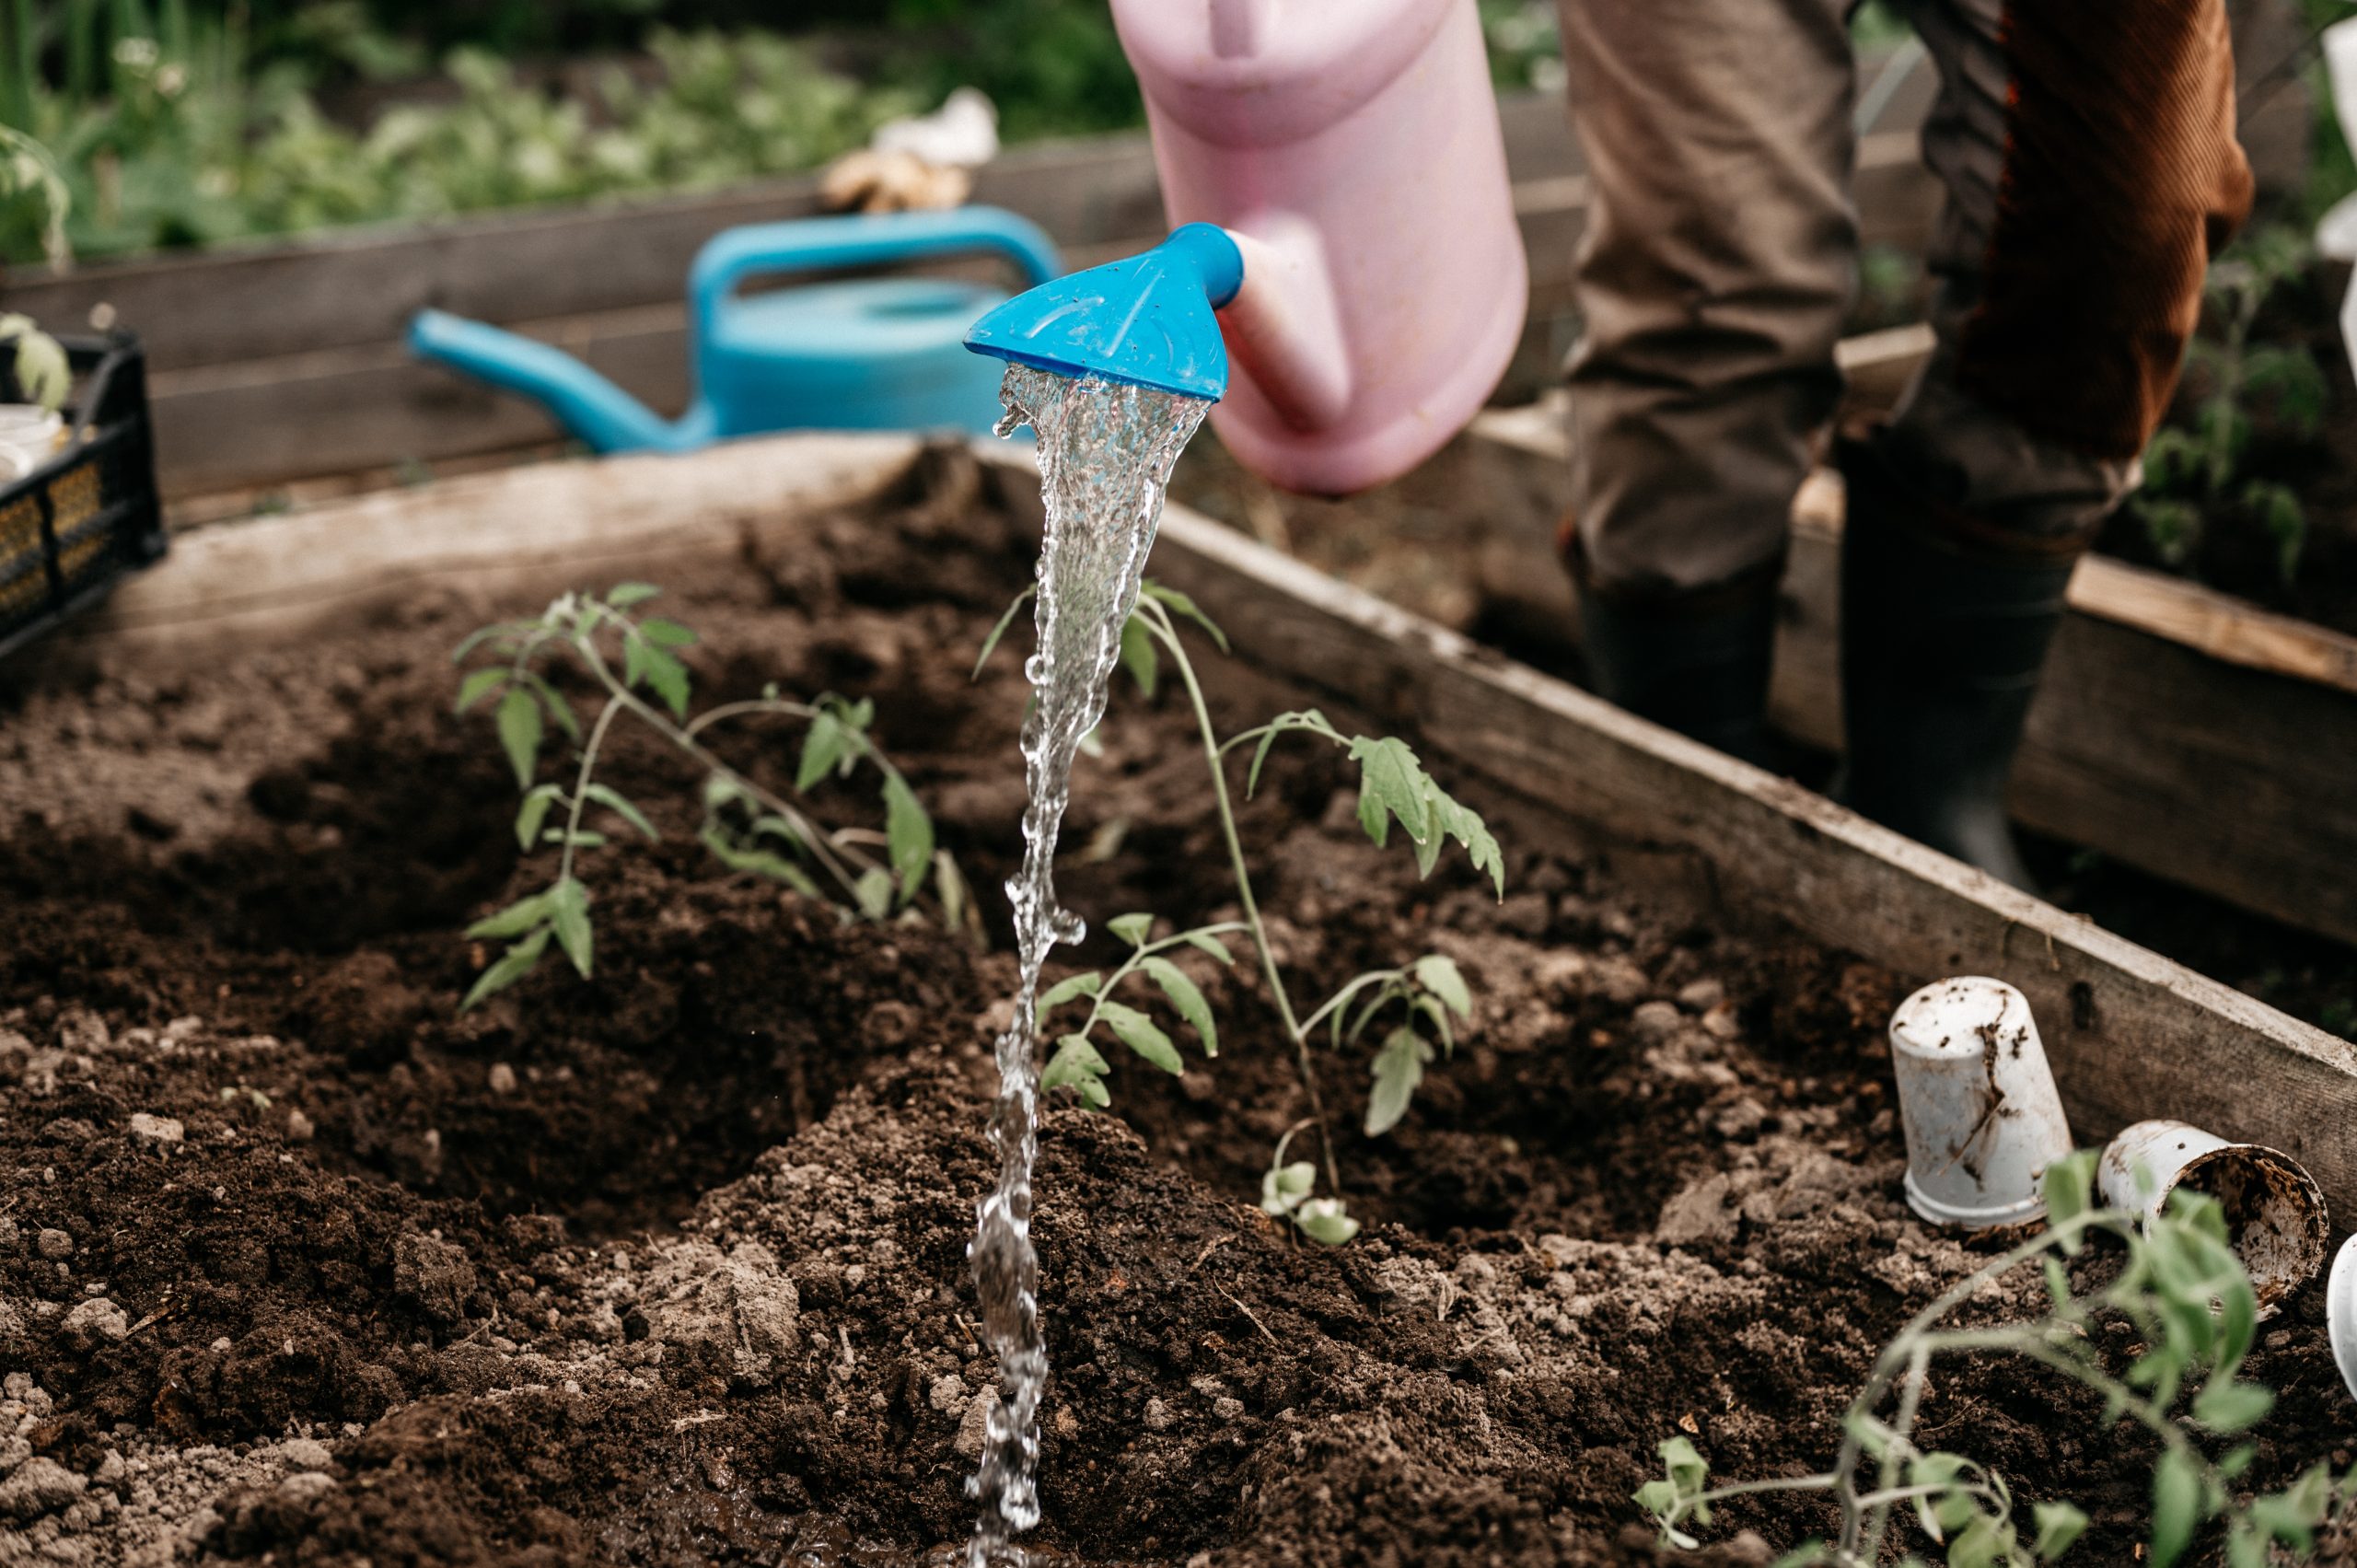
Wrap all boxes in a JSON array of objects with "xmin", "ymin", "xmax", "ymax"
[{"xmin": 689, "ymin": 208, "xmax": 1061, "ymax": 332}]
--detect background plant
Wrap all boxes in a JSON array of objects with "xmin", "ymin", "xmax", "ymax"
[
  {"xmin": 2133, "ymin": 226, "xmax": 2331, "ymax": 584},
  {"xmin": 1634, "ymin": 1151, "xmax": 2337, "ymax": 1567},
  {"xmin": 978, "ymin": 581, "xmax": 1501, "ymax": 1245},
  {"xmin": 452, "ymin": 582, "xmax": 964, "ymax": 1009}
]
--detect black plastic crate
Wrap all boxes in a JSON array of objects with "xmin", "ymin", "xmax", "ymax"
[{"xmin": 0, "ymin": 331, "xmax": 165, "ymax": 662}]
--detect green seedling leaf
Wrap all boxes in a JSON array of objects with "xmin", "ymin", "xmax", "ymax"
[
  {"xmin": 585, "ymin": 784, "xmax": 658, "ymax": 842},
  {"xmin": 465, "ymin": 889, "xmax": 553, "ymax": 940},
  {"xmin": 636, "ymin": 642, "xmax": 691, "ymax": 720},
  {"xmin": 1348, "ymin": 736, "xmax": 1434, "ymax": 849},
  {"xmin": 456, "ymin": 667, "xmax": 508, "ymax": 714},
  {"xmin": 703, "ymin": 772, "xmax": 751, "ymax": 813},
  {"xmin": 463, "ymin": 926, "xmax": 552, "ymax": 1011},
  {"xmin": 1413, "ymin": 954, "xmax": 1473, "ymax": 1019},
  {"xmin": 1909, "ymin": 1452, "xmax": 1971, "ymax": 1541},
  {"xmin": 1108, "ymin": 912, "xmax": 1155, "ymax": 947},
  {"xmin": 1099, "ymin": 1001, "xmax": 1182, "ymax": 1074},
  {"xmin": 2033, "ymin": 1501, "xmax": 2089, "ymax": 1561},
  {"xmin": 973, "ymin": 587, "xmax": 1035, "ymax": 679},
  {"xmin": 1038, "ymin": 972, "xmax": 1103, "ymax": 1014},
  {"xmin": 2246, "ymin": 1462, "xmax": 2333, "ymax": 1551},
  {"xmin": 2191, "ymin": 1379, "xmax": 2273, "ymax": 1434},
  {"xmin": 2043, "ymin": 1149, "xmax": 2097, "ymax": 1249},
  {"xmin": 752, "ymin": 814, "xmax": 804, "ymax": 849},
  {"xmin": 519, "ymin": 673, "xmax": 581, "ymax": 740},
  {"xmin": 8, "ymin": 324, "xmax": 70, "ymax": 412},
  {"xmin": 1948, "ymin": 1515, "xmax": 2013, "ymax": 1568},
  {"xmin": 1292, "ymin": 1197, "xmax": 1359, "ymax": 1246},
  {"xmin": 1632, "ymin": 1479, "xmax": 1680, "ymax": 1523},
  {"xmin": 698, "ymin": 826, "xmax": 820, "ymax": 896},
  {"xmin": 1246, "ymin": 709, "xmax": 1340, "ymax": 796},
  {"xmin": 1141, "ymin": 581, "xmax": 1229, "ymax": 652},
  {"xmin": 514, "ymin": 784, "xmax": 563, "ymax": 851},
  {"xmin": 1412, "ymin": 994, "xmax": 1456, "ymax": 1056},
  {"xmin": 935, "ymin": 852, "xmax": 970, "ymax": 935},
  {"xmin": 883, "ymin": 772, "xmax": 933, "ymax": 902},
  {"xmin": 496, "ymin": 686, "xmax": 543, "ymax": 789},
  {"xmin": 550, "ymin": 877, "xmax": 593, "ymax": 978},
  {"xmin": 639, "ymin": 617, "xmax": 697, "ymax": 648},
  {"xmin": 542, "ymin": 830, "xmax": 606, "ymax": 847},
  {"xmin": 1658, "ymin": 1435, "xmax": 1708, "ymax": 1497},
  {"xmin": 1365, "ymin": 1027, "xmax": 1434, "ymax": 1137},
  {"xmin": 1041, "ymin": 1034, "xmax": 1111, "ymax": 1108},
  {"xmin": 2149, "ymin": 1446, "xmax": 2200, "ymax": 1568},
  {"xmin": 853, "ymin": 867, "xmax": 895, "ymax": 922},
  {"xmin": 798, "ymin": 703, "xmax": 870, "ymax": 791},
  {"xmin": 606, "ymin": 582, "xmax": 661, "ymax": 608},
  {"xmin": 1141, "ymin": 957, "xmax": 1217, "ymax": 1057},
  {"xmin": 1426, "ymin": 786, "xmax": 1506, "ymax": 897},
  {"xmin": 1119, "ymin": 612, "xmax": 1158, "ymax": 699},
  {"xmin": 1260, "ymin": 1159, "xmax": 1316, "ymax": 1217},
  {"xmin": 1178, "ymin": 928, "xmax": 1236, "ymax": 964}
]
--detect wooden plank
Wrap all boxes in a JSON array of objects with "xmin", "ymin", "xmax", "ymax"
[
  {"xmin": 62, "ymin": 428, "xmax": 2357, "ymax": 1220},
  {"xmin": 1465, "ymin": 403, "xmax": 2357, "ymax": 947}
]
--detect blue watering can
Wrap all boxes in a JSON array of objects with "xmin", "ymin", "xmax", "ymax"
[{"xmin": 408, "ymin": 207, "xmax": 1061, "ymax": 454}]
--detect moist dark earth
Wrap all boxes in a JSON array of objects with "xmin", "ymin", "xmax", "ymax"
[{"xmin": 0, "ymin": 450, "xmax": 2349, "ymax": 1566}]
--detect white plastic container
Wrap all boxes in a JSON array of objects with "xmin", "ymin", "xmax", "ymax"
[
  {"xmin": 2326, "ymin": 1235, "xmax": 2357, "ymax": 1400},
  {"xmin": 1888, "ymin": 977, "xmax": 2073, "ymax": 1228},
  {"xmin": 2097, "ymin": 1119, "xmax": 2328, "ymax": 1318}
]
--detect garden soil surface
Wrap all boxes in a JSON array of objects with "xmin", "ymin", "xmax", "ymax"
[{"xmin": 0, "ymin": 449, "xmax": 2350, "ymax": 1566}]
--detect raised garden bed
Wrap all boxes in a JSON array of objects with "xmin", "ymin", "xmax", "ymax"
[{"xmin": 2, "ymin": 435, "xmax": 2351, "ymax": 1563}]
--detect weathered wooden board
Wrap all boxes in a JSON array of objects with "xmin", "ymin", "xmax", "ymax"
[
  {"xmin": 59, "ymin": 430, "xmax": 2357, "ymax": 1217},
  {"xmin": 1465, "ymin": 401, "xmax": 2357, "ymax": 947}
]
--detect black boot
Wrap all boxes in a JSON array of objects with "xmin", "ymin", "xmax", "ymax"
[
  {"xmin": 1837, "ymin": 439, "xmax": 2081, "ymax": 889},
  {"xmin": 1573, "ymin": 562, "xmax": 1782, "ymax": 768}
]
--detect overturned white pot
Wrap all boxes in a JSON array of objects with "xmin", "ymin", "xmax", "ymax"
[
  {"xmin": 2098, "ymin": 1120, "xmax": 2328, "ymax": 1318},
  {"xmin": 2327, "ymin": 1236, "xmax": 2357, "ymax": 1400},
  {"xmin": 1889, "ymin": 977, "xmax": 2073, "ymax": 1229}
]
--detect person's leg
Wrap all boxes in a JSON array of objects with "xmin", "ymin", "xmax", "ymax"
[
  {"xmin": 1841, "ymin": 0, "xmax": 2251, "ymax": 885},
  {"xmin": 1553, "ymin": 0, "xmax": 1856, "ymax": 761}
]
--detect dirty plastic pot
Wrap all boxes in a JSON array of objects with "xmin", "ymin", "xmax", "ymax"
[
  {"xmin": 1888, "ymin": 976, "xmax": 2073, "ymax": 1228},
  {"xmin": 2098, "ymin": 1119, "xmax": 2328, "ymax": 1318}
]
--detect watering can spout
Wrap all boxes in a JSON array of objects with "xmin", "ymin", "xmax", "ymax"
[
  {"xmin": 963, "ymin": 223, "xmax": 1243, "ymax": 401},
  {"xmin": 408, "ymin": 309, "xmax": 694, "ymax": 455}
]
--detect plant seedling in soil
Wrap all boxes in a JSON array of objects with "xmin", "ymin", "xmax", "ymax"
[
  {"xmin": 980, "ymin": 580, "xmax": 1501, "ymax": 1244},
  {"xmin": 1633, "ymin": 1151, "xmax": 2339, "ymax": 1567},
  {"xmin": 452, "ymin": 583, "xmax": 967, "ymax": 1008},
  {"xmin": 2134, "ymin": 225, "xmax": 2330, "ymax": 585}
]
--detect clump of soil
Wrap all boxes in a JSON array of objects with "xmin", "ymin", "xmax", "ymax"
[{"xmin": 0, "ymin": 451, "xmax": 2347, "ymax": 1565}]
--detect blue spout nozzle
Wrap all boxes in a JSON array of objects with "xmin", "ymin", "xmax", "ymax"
[{"xmin": 963, "ymin": 222, "xmax": 1242, "ymax": 401}]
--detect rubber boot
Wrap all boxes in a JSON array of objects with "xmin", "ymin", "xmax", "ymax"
[
  {"xmin": 1837, "ymin": 439, "xmax": 2082, "ymax": 889},
  {"xmin": 1573, "ymin": 561, "xmax": 1782, "ymax": 768}
]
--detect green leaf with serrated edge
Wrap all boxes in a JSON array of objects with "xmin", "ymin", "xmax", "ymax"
[
  {"xmin": 542, "ymin": 830, "xmax": 607, "ymax": 848},
  {"xmin": 1346, "ymin": 736, "xmax": 1434, "ymax": 848},
  {"xmin": 520, "ymin": 672, "xmax": 580, "ymax": 740},
  {"xmin": 465, "ymin": 889, "xmax": 552, "ymax": 940},
  {"xmin": 1041, "ymin": 1034, "xmax": 1111, "ymax": 1108},
  {"xmin": 1413, "ymin": 954, "xmax": 1473, "ymax": 1018},
  {"xmin": 456, "ymin": 668, "xmax": 508, "ymax": 714},
  {"xmin": 1098, "ymin": 1001, "xmax": 1181, "ymax": 1074},
  {"xmin": 973, "ymin": 587, "xmax": 1035, "ymax": 679},
  {"xmin": 1178, "ymin": 928, "xmax": 1235, "ymax": 964},
  {"xmin": 1292, "ymin": 1198, "xmax": 1358, "ymax": 1246},
  {"xmin": 698, "ymin": 827, "xmax": 821, "ymax": 896},
  {"xmin": 1260, "ymin": 1159, "xmax": 1315, "ymax": 1216},
  {"xmin": 1141, "ymin": 957, "xmax": 1217, "ymax": 1057},
  {"xmin": 463, "ymin": 926, "xmax": 552, "ymax": 1011},
  {"xmin": 515, "ymin": 785, "xmax": 562, "ymax": 851},
  {"xmin": 2191, "ymin": 1379, "xmax": 2272, "ymax": 1434},
  {"xmin": 623, "ymin": 633, "xmax": 647, "ymax": 690},
  {"xmin": 638, "ymin": 642, "xmax": 691, "ymax": 720},
  {"xmin": 585, "ymin": 784, "xmax": 658, "ymax": 842},
  {"xmin": 798, "ymin": 712, "xmax": 848, "ymax": 793},
  {"xmin": 1119, "ymin": 612, "xmax": 1158, "ymax": 700},
  {"xmin": 550, "ymin": 877, "xmax": 593, "ymax": 979},
  {"xmin": 853, "ymin": 868, "xmax": 895, "ymax": 922},
  {"xmin": 883, "ymin": 772, "xmax": 933, "ymax": 902},
  {"xmin": 1037, "ymin": 972, "xmax": 1103, "ymax": 1015},
  {"xmin": 1364, "ymin": 1028, "xmax": 1433, "ymax": 1136},
  {"xmin": 1429, "ymin": 787, "xmax": 1507, "ymax": 897},
  {"xmin": 1141, "ymin": 581, "xmax": 1229, "ymax": 652},
  {"xmin": 2149, "ymin": 1446, "xmax": 2200, "ymax": 1568},
  {"xmin": 2033, "ymin": 1501, "xmax": 2088, "ymax": 1561},
  {"xmin": 1107, "ymin": 912, "xmax": 1154, "ymax": 947},
  {"xmin": 606, "ymin": 582, "xmax": 661, "ymax": 608},
  {"xmin": 496, "ymin": 686, "xmax": 543, "ymax": 789},
  {"xmin": 639, "ymin": 617, "xmax": 696, "ymax": 648}
]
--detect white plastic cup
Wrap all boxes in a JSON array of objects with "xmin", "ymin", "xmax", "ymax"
[
  {"xmin": 1888, "ymin": 977, "xmax": 2073, "ymax": 1228},
  {"xmin": 2097, "ymin": 1119, "xmax": 2328, "ymax": 1318},
  {"xmin": 2326, "ymin": 1234, "xmax": 2357, "ymax": 1401}
]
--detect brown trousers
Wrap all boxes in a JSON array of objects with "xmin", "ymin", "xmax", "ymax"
[{"xmin": 1555, "ymin": 0, "xmax": 2253, "ymax": 596}]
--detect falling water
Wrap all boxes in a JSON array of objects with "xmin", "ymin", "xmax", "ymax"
[{"xmin": 965, "ymin": 365, "xmax": 1211, "ymax": 1567}]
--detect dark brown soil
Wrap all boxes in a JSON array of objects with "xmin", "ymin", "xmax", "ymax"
[{"xmin": 0, "ymin": 451, "xmax": 2347, "ymax": 1566}]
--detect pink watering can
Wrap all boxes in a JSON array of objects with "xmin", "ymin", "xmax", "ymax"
[{"xmin": 966, "ymin": 0, "xmax": 1527, "ymax": 496}]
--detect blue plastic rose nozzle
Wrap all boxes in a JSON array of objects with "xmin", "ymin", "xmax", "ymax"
[{"xmin": 962, "ymin": 222, "xmax": 1244, "ymax": 401}]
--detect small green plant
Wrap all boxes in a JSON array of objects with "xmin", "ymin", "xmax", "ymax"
[
  {"xmin": 0, "ymin": 314, "xmax": 71, "ymax": 412},
  {"xmin": 452, "ymin": 583, "xmax": 961, "ymax": 1010},
  {"xmin": 980, "ymin": 581, "xmax": 1503, "ymax": 1245},
  {"xmin": 2134, "ymin": 226, "xmax": 2330, "ymax": 585},
  {"xmin": 1632, "ymin": 1151, "xmax": 2337, "ymax": 1567}
]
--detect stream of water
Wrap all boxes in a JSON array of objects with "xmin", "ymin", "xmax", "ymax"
[{"xmin": 965, "ymin": 365, "xmax": 1212, "ymax": 1568}]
